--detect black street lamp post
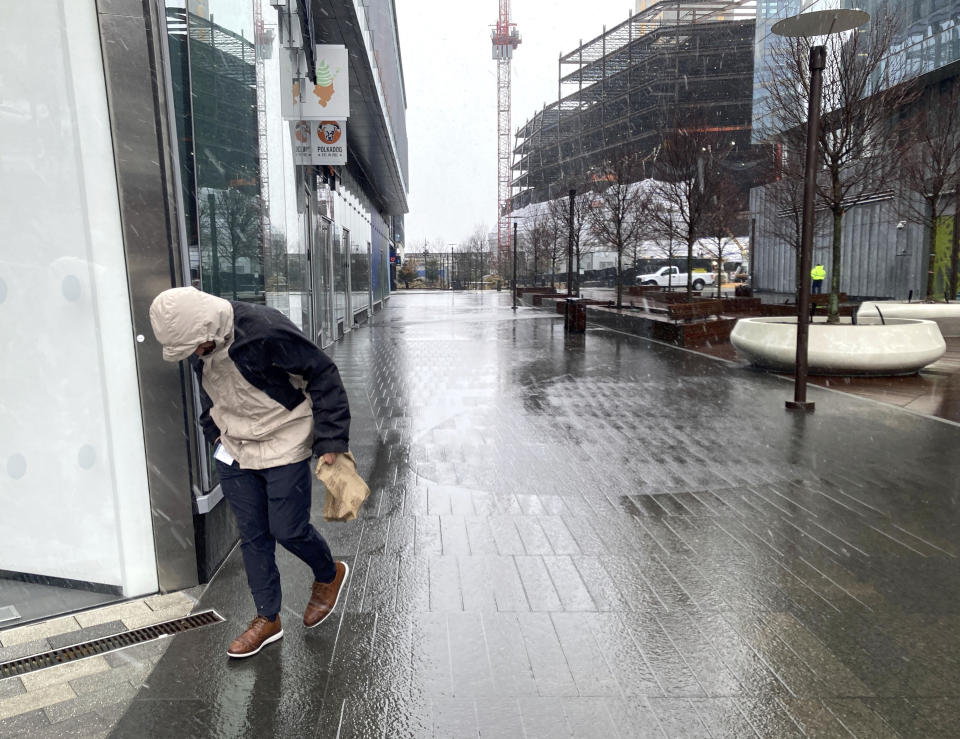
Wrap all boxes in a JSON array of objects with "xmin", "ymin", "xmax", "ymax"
[
  {"xmin": 786, "ymin": 43, "xmax": 825, "ymax": 412},
  {"xmin": 772, "ymin": 9, "xmax": 870, "ymax": 413}
]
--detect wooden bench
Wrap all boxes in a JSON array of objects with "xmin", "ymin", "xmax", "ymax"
[
  {"xmin": 626, "ymin": 285, "xmax": 661, "ymax": 296},
  {"xmin": 668, "ymin": 300, "xmax": 723, "ymax": 322},
  {"xmin": 655, "ymin": 291, "xmax": 703, "ymax": 304},
  {"xmin": 720, "ymin": 297, "xmax": 762, "ymax": 313},
  {"xmin": 810, "ymin": 292, "xmax": 847, "ymax": 306},
  {"xmin": 554, "ymin": 298, "xmax": 613, "ymax": 315}
]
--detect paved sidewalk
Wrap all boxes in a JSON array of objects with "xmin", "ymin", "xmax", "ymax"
[
  {"xmin": 92, "ymin": 291, "xmax": 960, "ymax": 737},
  {"xmin": 0, "ymin": 591, "xmax": 200, "ymax": 737}
]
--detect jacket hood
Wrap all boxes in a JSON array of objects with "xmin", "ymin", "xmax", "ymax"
[{"xmin": 149, "ymin": 287, "xmax": 234, "ymax": 362}]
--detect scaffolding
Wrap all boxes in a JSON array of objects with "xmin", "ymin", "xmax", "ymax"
[{"xmin": 512, "ymin": 0, "xmax": 759, "ymax": 209}]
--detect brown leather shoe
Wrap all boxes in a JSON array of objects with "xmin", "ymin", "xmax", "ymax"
[
  {"xmin": 227, "ymin": 615, "xmax": 283, "ymax": 658},
  {"xmin": 304, "ymin": 561, "xmax": 349, "ymax": 628}
]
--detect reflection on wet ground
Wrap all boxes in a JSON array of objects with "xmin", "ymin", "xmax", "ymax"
[
  {"xmin": 579, "ymin": 287, "xmax": 960, "ymax": 425},
  {"xmin": 113, "ymin": 292, "xmax": 960, "ymax": 737}
]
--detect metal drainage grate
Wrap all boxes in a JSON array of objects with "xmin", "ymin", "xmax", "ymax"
[{"xmin": 0, "ymin": 610, "xmax": 224, "ymax": 680}]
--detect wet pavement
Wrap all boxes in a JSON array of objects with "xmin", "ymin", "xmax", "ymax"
[
  {"xmin": 110, "ymin": 291, "xmax": 960, "ymax": 737},
  {"xmin": 582, "ymin": 286, "xmax": 960, "ymax": 426}
]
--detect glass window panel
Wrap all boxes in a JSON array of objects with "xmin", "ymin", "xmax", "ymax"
[
  {"xmin": 334, "ymin": 226, "xmax": 347, "ymax": 323},
  {"xmin": 351, "ymin": 236, "xmax": 370, "ymax": 313}
]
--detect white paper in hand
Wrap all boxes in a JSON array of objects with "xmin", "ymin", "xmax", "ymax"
[{"xmin": 214, "ymin": 442, "xmax": 235, "ymax": 465}]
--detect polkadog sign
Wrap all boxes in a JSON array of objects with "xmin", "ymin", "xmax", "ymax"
[{"xmin": 290, "ymin": 120, "xmax": 347, "ymax": 166}]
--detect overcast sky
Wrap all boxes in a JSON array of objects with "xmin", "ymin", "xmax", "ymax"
[{"xmin": 394, "ymin": 0, "xmax": 635, "ymax": 248}]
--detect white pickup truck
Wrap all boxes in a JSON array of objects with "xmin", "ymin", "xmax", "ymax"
[{"xmin": 636, "ymin": 266, "xmax": 716, "ymax": 291}]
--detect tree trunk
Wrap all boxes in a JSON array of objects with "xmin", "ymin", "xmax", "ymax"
[
  {"xmin": 575, "ymin": 247, "xmax": 581, "ymax": 297},
  {"xmin": 716, "ymin": 249, "xmax": 722, "ymax": 299},
  {"xmin": 616, "ymin": 247, "xmax": 623, "ymax": 309},
  {"xmin": 795, "ymin": 248, "xmax": 802, "ymax": 296},
  {"xmin": 230, "ymin": 246, "xmax": 239, "ymax": 300},
  {"xmin": 686, "ymin": 239, "xmax": 694, "ymax": 296},
  {"xmin": 926, "ymin": 199, "xmax": 939, "ymax": 300},
  {"xmin": 828, "ymin": 209, "xmax": 843, "ymax": 324}
]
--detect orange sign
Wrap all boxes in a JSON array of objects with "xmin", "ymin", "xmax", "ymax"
[{"xmin": 317, "ymin": 121, "xmax": 342, "ymax": 144}]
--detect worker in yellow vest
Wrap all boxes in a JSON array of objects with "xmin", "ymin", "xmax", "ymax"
[{"xmin": 811, "ymin": 264, "xmax": 826, "ymax": 294}]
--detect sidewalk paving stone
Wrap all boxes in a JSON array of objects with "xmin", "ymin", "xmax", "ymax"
[
  {"xmin": 19, "ymin": 657, "xmax": 110, "ymax": 693},
  {"xmin": 0, "ymin": 617, "xmax": 79, "ymax": 648},
  {"xmin": 0, "ymin": 683, "xmax": 75, "ymax": 722},
  {"xmin": 81, "ymin": 292, "xmax": 960, "ymax": 736}
]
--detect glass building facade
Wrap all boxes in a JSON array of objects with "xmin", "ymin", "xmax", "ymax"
[
  {"xmin": 751, "ymin": 0, "xmax": 960, "ymax": 297},
  {"xmin": 0, "ymin": 0, "xmax": 407, "ymax": 629},
  {"xmin": 754, "ymin": 0, "xmax": 960, "ymax": 140}
]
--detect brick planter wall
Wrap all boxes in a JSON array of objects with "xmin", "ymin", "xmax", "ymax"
[{"xmin": 583, "ymin": 306, "xmax": 737, "ymax": 348}]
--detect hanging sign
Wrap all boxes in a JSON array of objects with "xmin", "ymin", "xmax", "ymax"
[
  {"xmin": 289, "ymin": 120, "xmax": 347, "ymax": 166},
  {"xmin": 281, "ymin": 45, "xmax": 350, "ymax": 120},
  {"xmin": 290, "ymin": 120, "xmax": 313, "ymax": 165},
  {"xmin": 312, "ymin": 119, "xmax": 347, "ymax": 165},
  {"xmin": 301, "ymin": 45, "xmax": 349, "ymax": 118}
]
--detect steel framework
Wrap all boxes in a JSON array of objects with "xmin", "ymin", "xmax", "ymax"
[
  {"xmin": 254, "ymin": 0, "xmax": 273, "ymax": 280},
  {"xmin": 492, "ymin": 1, "xmax": 521, "ymax": 271},
  {"xmin": 511, "ymin": 0, "xmax": 760, "ymax": 209}
]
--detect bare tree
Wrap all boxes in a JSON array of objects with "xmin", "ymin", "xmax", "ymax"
[
  {"xmin": 398, "ymin": 258, "xmax": 417, "ymax": 289},
  {"xmin": 546, "ymin": 197, "xmax": 569, "ymax": 289},
  {"xmin": 701, "ymin": 178, "xmax": 748, "ymax": 298},
  {"xmin": 586, "ymin": 157, "xmax": 650, "ymax": 308},
  {"xmin": 465, "ymin": 224, "xmax": 489, "ymax": 288},
  {"xmin": 898, "ymin": 82, "xmax": 960, "ymax": 300},
  {"xmin": 548, "ymin": 192, "xmax": 594, "ymax": 296},
  {"xmin": 649, "ymin": 121, "xmax": 735, "ymax": 297},
  {"xmin": 265, "ymin": 231, "xmax": 289, "ymax": 291},
  {"xmin": 763, "ymin": 175, "xmax": 805, "ymax": 294},
  {"xmin": 762, "ymin": 8, "xmax": 912, "ymax": 320},
  {"xmin": 200, "ymin": 187, "xmax": 263, "ymax": 299},
  {"xmin": 648, "ymin": 228, "xmax": 684, "ymax": 290},
  {"xmin": 522, "ymin": 207, "xmax": 551, "ymax": 287}
]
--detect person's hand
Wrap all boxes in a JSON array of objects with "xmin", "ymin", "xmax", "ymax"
[{"xmin": 322, "ymin": 452, "xmax": 338, "ymax": 465}]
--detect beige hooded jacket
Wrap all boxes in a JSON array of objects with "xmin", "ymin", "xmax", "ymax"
[{"xmin": 149, "ymin": 287, "xmax": 350, "ymax": 469}]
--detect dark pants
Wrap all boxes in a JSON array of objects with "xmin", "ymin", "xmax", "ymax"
[
  {"xmin": 812, "ymin": 279, "xmax": 823, "ymax": 294},
  {"xmin": 217, "ymin": 458, "xmax": 336, "ymax": 619}
]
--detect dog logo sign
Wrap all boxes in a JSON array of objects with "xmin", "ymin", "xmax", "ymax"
[{"xmin": 317, "ymin": 121, "xmax": 342, "ymax": 144}]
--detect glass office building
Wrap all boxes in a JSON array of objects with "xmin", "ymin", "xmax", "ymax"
[
  {"xmin": 754, "ymin": 0, "xmax": 960, "ymax": 140},
  {"xmin": 0, "ymin": 0, "xmax": 407, "ymax": 628},
  {"xmin": 750, "ymin": 0, "xmax": 960, "ymax": 297}
]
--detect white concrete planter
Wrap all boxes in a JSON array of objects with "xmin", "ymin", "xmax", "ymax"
[
  {"xmin": 730, "ymin": 316, "xmax": 946, "ymax": 375},
  {"xmin": 857, "ymin": 301, "xmax": 960, "ymax": 337}
]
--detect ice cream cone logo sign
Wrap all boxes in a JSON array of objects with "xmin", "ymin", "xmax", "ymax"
[
  {"xmin": 281, "ymin": 45, "xmax": 349, "ymax": 120},
  {"xmin": 314, "ymin": 59, "xmax": 336, "ymax": 106},
  {"xmin": 282, "ymin": 45, "xmax": 350, "ymax": 120}
]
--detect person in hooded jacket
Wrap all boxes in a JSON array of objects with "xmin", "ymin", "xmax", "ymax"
[{"xmin": 149, "ymin": 287, "xmax": 350, "ymax": 658}]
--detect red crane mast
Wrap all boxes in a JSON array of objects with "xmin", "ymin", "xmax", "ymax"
[{"xmin": 492, "ymin": 1, "xmax": 521, "ymax": 274}]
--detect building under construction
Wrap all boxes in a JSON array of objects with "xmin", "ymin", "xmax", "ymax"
[{"xmin": 511, "ymin": 0, "xmax": 760, "ymax": 209}]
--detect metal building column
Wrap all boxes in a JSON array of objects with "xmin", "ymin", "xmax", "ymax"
[{"xmin": 95, "ymin": 0, "xmax": 200, "ymax": 591}]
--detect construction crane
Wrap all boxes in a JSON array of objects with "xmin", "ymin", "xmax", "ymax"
[
  {"xmin": 254, "ymin": 0, "xmax": 273, "ymax": 280},
  {"xmin": 492, "ymin": 1, "xmax": 521, "ymax": 274}
]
